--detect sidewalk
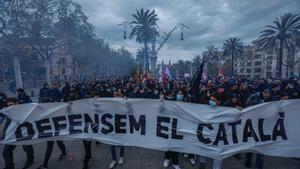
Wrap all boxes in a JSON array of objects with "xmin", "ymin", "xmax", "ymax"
[{"xmin": 0, "ymin": 140, "xmax": 299, "ymax": 169}]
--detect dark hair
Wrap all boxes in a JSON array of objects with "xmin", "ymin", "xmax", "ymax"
[
  {"xmin": 6, "ymin": 97, "xmax": 18, "ymax": 104},
  {"xmin": 0, "ymin": 92, "xmax": 7, "ymax": 100},
  {"xmin": 211, "ymin": 92, "xmax": 223, "ymax": 102}
]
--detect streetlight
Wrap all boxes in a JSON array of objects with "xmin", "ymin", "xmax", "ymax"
[{"xmin": 118, "ymin": 21, "xmax": 130, "ymax": 39}]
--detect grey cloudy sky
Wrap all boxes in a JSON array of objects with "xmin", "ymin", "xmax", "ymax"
[{"xmin": 74, "ymin": 0, "xmax": 300, "ymax": 63}]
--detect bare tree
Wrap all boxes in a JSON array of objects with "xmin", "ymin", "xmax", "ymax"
[{"xmin": 0, "ymin": 0, "xmax": 31, "ymax": 88}]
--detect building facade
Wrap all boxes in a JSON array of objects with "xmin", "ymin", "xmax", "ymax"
[
  {"xmin": 51, "ymin": 44, "xmax": 78, "ymax": 82},
  {"xmin": 234, "ymin": 42, "xmax": 300, "ymax": 78},
  {"xmin": 0, "ymin": 38, "xmax": 79, "ymax": 84}
]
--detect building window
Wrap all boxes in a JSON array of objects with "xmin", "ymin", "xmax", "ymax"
[
  {"xmin": 61, "ymin": 68, "xmax": 66, "ymax": 74},
  {"xmin": 254, "ymin": 68, "xmax": 261, "ymax": 73},
  {"xmin": 254, "ymin": 54, "xmax": 261, "ymax": 59},
  {"xmin": 246, "ymin": 69, "xmax": 251, "ymax": 73},
  {"xmin": 246, "ymin": 62, "xmax": 251, "ymax": 66},
  {"xmin": 254, "ymin": 61, "xmax": 262, "ymax": 66},
  {"xmin": 59, "ymin": 57, "xmax": 67, "ymax": 64},
  {"xmin": 267, "ymin": 56, "xmax": 273, "ymax": 60},
  {"xmin": 240, "ymin": 69, "xmax": 243, "ymax": 73}
]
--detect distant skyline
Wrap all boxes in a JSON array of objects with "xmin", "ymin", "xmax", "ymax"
[{"xmin": 74, "ymin": 0, "xmax": 300, "ymax": 63}]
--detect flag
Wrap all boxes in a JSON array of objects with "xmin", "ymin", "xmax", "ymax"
[
  {"xmin": 164, "ymin": 66, "xmax": 172, "ymax": 80},
  {"xmin": 218, "ymin": 66, "xmax": 224, "ymax": 77},
  {"xmin": 159, "ymin": 61, "xmax": 168, "ymax": 84},
  {"xmin": 147, "ymin": 71, "xmax": 152, "ymax": 80},
  {"xmin": 202, "ymin": 72, "xmax": 208, "ymax": 81},
  {"xmin": 142, "ymin": 74, "xmax": 148, "ymax": 84},
  {"xmin": 162, "ymin": 71, "xmax": 167, "ymax": 84},
  {"xmin": 190, "ymin": 61, "xmax": 205, "ymax": 95}
]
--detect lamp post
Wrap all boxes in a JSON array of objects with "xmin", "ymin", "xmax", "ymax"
[{"xmin": 119, "ymin": 19, "xmax": 189, "ymax": 77}]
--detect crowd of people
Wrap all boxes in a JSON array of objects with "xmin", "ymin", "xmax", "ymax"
[{"xmin": 1, "ymin": 75, "xmax": 300, "ymax": 169}]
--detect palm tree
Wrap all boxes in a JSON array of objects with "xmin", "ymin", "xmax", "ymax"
[
  {"xmin": 129, "ymin": 8, "xmax": 159, "ymax": 74},
  {"xmin": 223, "ymin": 37, "xmax": 244, "ymax": 76},
  {"xmin": 258, "ymin": 13, "xmax": 300, "ymax": 78},
  {"xmin": 192, "ymin": 55, "xmax": 202, "ymax": 74},
  {"xmin": 203, "ymin": 45, "xmax": 219, "ymax": 76},
  {"xmin": 136, "ymin": 48, "xmax": 145, "ymax": 71}
]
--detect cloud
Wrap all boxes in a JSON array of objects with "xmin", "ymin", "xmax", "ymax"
[{"xmin": 75, "ymin": 0, "xmax": 300, "ymax": 62}]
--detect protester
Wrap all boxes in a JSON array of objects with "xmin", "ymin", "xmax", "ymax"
[
  {"xmin": 163, "ymin": 89, "xmax": 181, "ymax": 169},
  {"xmin": 62, "ymin": 82, "xmax": 71, "ymax": 102},
  {"xmin": 39, "ymin": 83, "xmax": 51, "ymax": 103},
  {"xmin": 0, "ymin": 93, "xmax": 7, "ymax": 124},
  {"xmin": 109, "ymin": 89, "xmax": 125, "ymax": 169},
  {"xmin": 2, "ymin": 74, "xmax": 300, "ymax": 169},
  {"xmin": 224, "ymin": 93, "xmax": 242, "ymax": 109},
  {"xmin": 244, "ymin": 88, "xmax": 274, "ymax": 169},
  {"xmin": 1, "ymin": 97, "xmax": 34, "ymax": 169},
  {"xmin": 128, "ymin": 85, "xmax": 142, "ymax": 98},
  {"xmin": 65, "ymin": 86, "xmax": 92, "ymax": 169},
  {"xmin": 175, "ymin": 90, "xmax": 197, "ymax": 166},
  {"xmin": 15, "ymin": 88, "xmax": 35, "ymax": 169},
  {"xmin": 17, "ymin": 88, "xmax": 32, "ymax": 104},
  {"xmin": 37, "ymin": 82, "xmax": 67, "ymax": 169},
  {"xmin": 209, "ymin": 93, "xmax": 224, "ymax": 169},
  {"xmin": 239, "ymin": 82, "xmax": 251, "ymax": 108}
]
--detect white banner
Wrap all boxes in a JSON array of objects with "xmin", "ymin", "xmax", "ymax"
[{"xmin": 1, "ymin": 98, "xmax": 300, "ymax": 160}]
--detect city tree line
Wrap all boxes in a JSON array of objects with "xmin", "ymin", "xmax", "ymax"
[{"xmin": 0, "ymin": 0, "xmax": 134, "ymax": 88}]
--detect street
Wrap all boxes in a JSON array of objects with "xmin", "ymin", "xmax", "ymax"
[{"xmin": 0, "ymin": 140, "xmax": 299, "ymax": 169}]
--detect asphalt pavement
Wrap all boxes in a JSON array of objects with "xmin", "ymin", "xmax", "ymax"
[{"xmin": 0, "ymin": 140, "xmax": 299, "ymax": 169}]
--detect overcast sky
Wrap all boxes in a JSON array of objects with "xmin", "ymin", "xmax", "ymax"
[{"xmin": 74, "ymin": 0, "xmax": 300, "ymax": 63}]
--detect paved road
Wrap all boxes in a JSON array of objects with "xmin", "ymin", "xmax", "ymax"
[{"xmin": 0, "ymin": 141, "xmax": 299, "ymax": 169}]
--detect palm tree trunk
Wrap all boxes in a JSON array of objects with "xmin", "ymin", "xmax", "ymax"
[
  {"xmin": 13, "ymin": 56, "xmax": 23, "ymax": 88},
  {"xmin": 209, "ymin": 60, "xmax": 212, "ymax": 77},
  {"xmin": 286, "ymin": 65, "xmax": 289, "ymax": 78},
  {"xmin": 231, "ymin": 54, "xmax": 234, "ymax": 76},
  {"xmin": 144, "ymin": 43, "xmax": 148, "ymax": 75},
  {"xmin": 278, "ymin": 40, "xmax": 283, "ymax": 78}
]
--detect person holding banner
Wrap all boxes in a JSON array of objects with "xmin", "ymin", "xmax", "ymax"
[
  {"xmin": 37, "ymin": 82, "xmax": 67, "ymax": 169},
  {"xmin": 109, "ymin": 89, "xmax": 125, "ymax": 169},
  {"xmin": 15, "ymin": 89, "xmax": 35, "ymax": 169},
  {"xmin": 39, "ymin": 83, "xmax": 51, "ymax": 103},
  {"xmin": 163, "ymin": 90, "xmax": 181, "ymax": 169},
  {"xmin": 176, "ymin": 90, "xmax": 197, "ymax": 166},
  {"xmin": 1, "ymin": 97, "xmax": 34, "ymax": 169},
  {"xmin": 244, "ymin": 88, "xmax": 274, "ymax": 169},
  {"xmin": 67, "ymin": 86, "xmax": 92, "ymax": 169},
  {"xmin": 0, "ymin": 93, "xmax": 7, "ymax": 125},
  {"xmin": 209, "ymin": 92, "xmax": 224, "ymax": 169}
]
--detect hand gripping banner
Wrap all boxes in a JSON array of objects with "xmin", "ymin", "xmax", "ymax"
[{"xmin": 1, "ymin": 98, "xmax": 300, "ymax": 160}]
